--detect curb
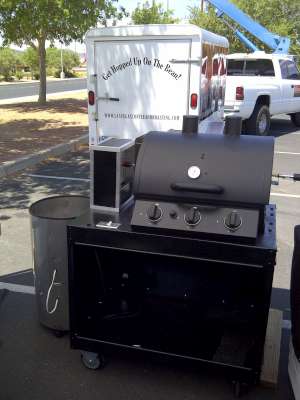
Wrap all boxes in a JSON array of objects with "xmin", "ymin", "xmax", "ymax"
[
  {"xmin": 0, "ymin": 134, "xmax": 88, "ymax": 178},
  {"xmin": 0, "ymin": 77, "xmax": 86, "ymax": 87}
]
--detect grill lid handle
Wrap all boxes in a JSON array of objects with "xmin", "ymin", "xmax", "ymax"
[{"xmin": 171, "ymin": 182, "xmax": 224, "ymax": 194}]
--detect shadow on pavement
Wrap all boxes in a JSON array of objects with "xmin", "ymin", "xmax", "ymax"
[
  {"xmin": 0, "ymin": 287, "xmax": 293, "ymax": 400},
  {"xmin": 0, "ymin": 149, "xmax": 90, "ymax": 209},
  {"xmin": 270, "ymin": 118, "xmax": 299, "ymax": 138},
  {"xmin": 0, "ymin": 269, "xmax": 34, "ymax": 285},
  {"xmin": 271, "ymin": 287, "xmax": 291, "ymax": 320}
]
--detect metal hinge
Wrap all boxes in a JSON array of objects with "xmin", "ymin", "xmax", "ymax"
[
  {"xmin": 89, "ymin": 74, "xmax": 97, "ymax": 84},
  {"xmin": 96, "ymin": 92, "xmax": 119, "ymax": 102},
  {"xmin": 97, "ymin": 96, "xmax": 120, "ymax": 102},
  {"xmin": 169, "ymin": 58, "xmax": 201, "ymax": 65}
]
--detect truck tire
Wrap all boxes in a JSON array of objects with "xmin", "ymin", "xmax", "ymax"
[
  {"xmin": 245, "ymin": 104, "xmax": 270, "ymax": 136},
  {"xmin": 290, "ymin": 113, "xmax": 300, "ymax": 127}
]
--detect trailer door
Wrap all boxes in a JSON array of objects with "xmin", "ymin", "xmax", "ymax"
[{"xmin": 95, "ymin": 39, "xmax": 192, "ymax": 140}]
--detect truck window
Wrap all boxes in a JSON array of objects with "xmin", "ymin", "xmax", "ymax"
[
  {"xmin": 244, "ymin": 60, "xmax": 275, "ymax": 76},
  {"xmin": 227, "ymin": 59, "xmax": 275, "ymax": 76},
  {"xmin": 280, "ymin": 60, "xmax": 300, "ymax": 80},
  {"xmin": 227, "ymin": 60, "xmax": 244, "ymax": 75}
]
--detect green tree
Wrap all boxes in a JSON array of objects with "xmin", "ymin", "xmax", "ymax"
[
  {"xmin": 0, "ymin": 1, "xmax": 126, "ymax": 104},
  {"xmin": 22, "ymin": 47, "xmax": 39, "ymax": 75},
  {"xmin": 22, "ymin": 47, "xmax": 80, "ymax": 77},
  {"xmin": 189, "ymin": 0, "xmax": 300, "ymax": 55},
  {"xmin": 132, "ymin": 1, "xmax": 179, "ymax": 24},
  {"xmin": 0, "ymin": 47, "xmax": 18, "ymax": 81},
  {"xmin": 47, "ymin": 48, "xmax": 80, "ymax": 76}
]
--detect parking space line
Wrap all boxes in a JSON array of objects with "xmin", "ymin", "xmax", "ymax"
[
  {"xmin": 0, "ymin": 282, "xmax": 35, "ymax": 295},
  {"xmin": 282, "ymin": 320, "xmax": 291, "ymax": 330},
  {"xmin": 275, "ymin": 151, "xmax": 300, "ymax": 156},
  {"xmin": 28, "ymin": 174, "xmax": 90, "ymax": 182},
  {"xmin": 271, "ymin": 193, "xmax": 300, "ymax": 199}
]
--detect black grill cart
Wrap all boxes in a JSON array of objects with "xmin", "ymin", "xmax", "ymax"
[{"xmin": 68, "ymin": 204, "xmax": 276, "ymax": 390}]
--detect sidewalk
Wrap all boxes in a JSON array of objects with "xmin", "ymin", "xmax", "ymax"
[{"xmin": 0, "ymin": 91, "xmax": 88, "ymax": 177}]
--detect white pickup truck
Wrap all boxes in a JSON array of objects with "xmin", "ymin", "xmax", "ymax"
[{"xmin": 224, "ymin": 52, "xmax": 300, "ymax": 135}]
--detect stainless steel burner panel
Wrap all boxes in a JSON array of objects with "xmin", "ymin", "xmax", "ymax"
[{"xmin": 131, "ymin": 200, "xmax": 260, "ymax": 241}]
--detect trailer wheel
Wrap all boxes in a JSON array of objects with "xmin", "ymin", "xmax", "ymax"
[
  {"xmin": 81, "ymin": 351, "xmax": 106, "ymax": 370},
  {"xmin": 290, "ymin": 113, "xmax": 300, "ymax": 127},
  {"xmin": 245, "ymin": 104, "xmax": 270, "ymax": 135}
]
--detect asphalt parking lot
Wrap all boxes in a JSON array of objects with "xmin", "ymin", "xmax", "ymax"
[{"xmin": 0, "ymin": 115, "xmax": 299, "ymax": 399}]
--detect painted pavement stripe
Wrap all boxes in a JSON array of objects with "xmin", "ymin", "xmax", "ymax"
[
  {"xmin": 271, "ymin": 192, "xmax": 300, "ymax": 199},
  {"xmin": 0, "ymin": 282, "xmax": 35, "ymax": 295},
  {"xmin": 28, "ymin": 174, "xmax": 90, "ymax": 182}
]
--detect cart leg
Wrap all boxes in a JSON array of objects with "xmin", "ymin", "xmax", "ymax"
[
  {"xmin": 81, "ymin": 351, "xmax": 106, "ymax": 370},
  {"xmin": 233, "ymin": 381, "xmax": 242, "ymax": 398},
  {"xmin": 53, "ymin": 330, "xmax": 66, "ymax": 338},
  {"xmin": 231, "ymin": 380, "xmax": 251, "ymax": 398}
]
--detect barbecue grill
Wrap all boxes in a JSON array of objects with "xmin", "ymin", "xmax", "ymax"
[
  {"xmin": 131, "ymin": 117, "xmax": 274, "ymax": 242},
  {"xmin": 68, "ymin": 116, "xmax": 279, "ymax": 395}
]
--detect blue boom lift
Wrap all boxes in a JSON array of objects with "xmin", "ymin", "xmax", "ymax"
[{"xmin": 205, "ymin": 0, "xmax": 290, "ymax": 54}]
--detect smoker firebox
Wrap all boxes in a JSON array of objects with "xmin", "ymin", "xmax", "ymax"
[{"xmin": 68, "ymin": 204, "xmax": 276, "ymax": 386}]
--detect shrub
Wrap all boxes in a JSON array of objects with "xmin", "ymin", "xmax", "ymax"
[
  {"xmin": 48, "ymin": 47, "xmax": 80, "ymax": 77},
  {"xmin": 15, "ymin": 71, "xmax": 24, "ymax": 80},
  {"xmin": 22, "ymin": 48, "xmax": 39, "ymax": 73},
  {"xmin": 54, "ymin": 69, "xmax": 77, "ymax": 78},
  {"xmin": 0, "ymin": 48, "xmax": 18, "ymax": 81}
]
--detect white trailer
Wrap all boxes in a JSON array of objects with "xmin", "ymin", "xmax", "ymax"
[{"xmin": 86, "ymin": 24, "xmax": 229, "ymax": 145}]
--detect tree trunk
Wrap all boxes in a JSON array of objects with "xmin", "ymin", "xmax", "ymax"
[{"xmin": 38, "ymin": 38, "xmax": 47, "ymax": 104}]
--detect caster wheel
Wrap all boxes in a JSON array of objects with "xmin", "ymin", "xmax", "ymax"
[{"xmin": 81, "ymin": 351, "xmax": 106, "ymax": 370}]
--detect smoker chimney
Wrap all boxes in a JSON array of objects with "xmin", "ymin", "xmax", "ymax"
[
  {"xmin": 182, "ymin": 115, "xmax": 199, "ymax": 136},
  {"xmin": 224, "ymin": 116, "xmax": 242, "ymax": 136}
]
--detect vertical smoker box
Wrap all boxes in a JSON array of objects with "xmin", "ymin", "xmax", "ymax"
[{"xmin": 90, "ymin": 138, "xmax": 135, "ymax": 213}]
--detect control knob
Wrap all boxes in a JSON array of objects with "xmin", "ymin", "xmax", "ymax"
[
  {"xmin": 169, "ymin": 210, "xmax": 178, "ymax": 219},
  {"xmin": 185, "ymin": 207, "xmax": 201, "ymax": 226},
  {"xmin": 147, "ymin": 203, "xmax": 162, "ymax": 222},
  {"xmin": 224, "ymin": 211, "xmax": 242, "ymax": 231}
]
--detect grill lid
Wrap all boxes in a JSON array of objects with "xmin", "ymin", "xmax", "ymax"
[{"xmin": 133, "ymin": 131, "xmax": 274, "ymax": 206}]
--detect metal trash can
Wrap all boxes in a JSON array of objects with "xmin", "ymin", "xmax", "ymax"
[{"xmin": 30, "ymin": 195, "xmax": 89, "ymax": 333}]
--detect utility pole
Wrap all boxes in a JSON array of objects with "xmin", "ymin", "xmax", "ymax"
[
  {"xmin": 60, "ymin": 42, "xmax": 65, "ymax": 79},
  {"xmin": 201, "ymin": 0, "xmax": 204, "ymax": 12}
]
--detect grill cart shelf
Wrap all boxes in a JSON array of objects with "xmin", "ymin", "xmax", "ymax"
[{"xmin": 68, "ymin": 204, "xmax": 276, "ymax": 389}]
